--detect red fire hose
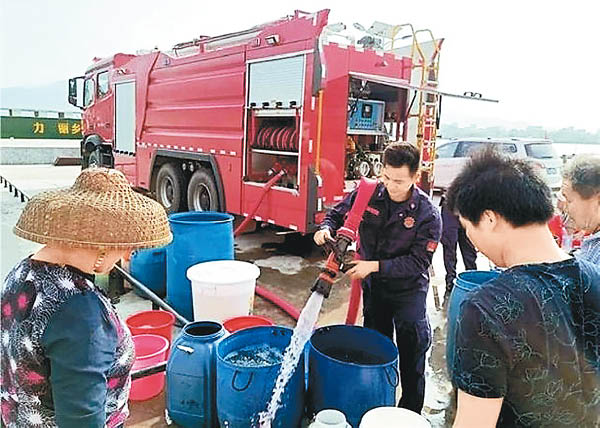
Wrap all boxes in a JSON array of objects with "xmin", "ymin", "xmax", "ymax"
[
  {"xmin": 234, "ymin": 170, "xmax": 286, "ymax": 237},
  {"xmin": 310, "ymin": 178, "xmax": 377, "ymax": 323},
  {"xmin": 233, "ymin": 169, "xmax": 301, "ymax": 321},
  {"xmin": 235, "ymin": 170, "xmax": 367, "ymax": 325},
  {"xmin": 255, "ymin": 285, "xmax": 301, "ymax": 320},
  {"xmin": 252, "ymin": 126, "xmax": 299, "ymax": 152},
  {"xmin": 345, "ymin": 271, "xmax": 363, "ymax": 325}
]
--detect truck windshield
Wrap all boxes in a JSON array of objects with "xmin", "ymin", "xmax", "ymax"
[
  {"xmin": 83, "ymin": 78, "xmax": 95, "ymax": 107},
  {"xmin": 97, "ymin": 71, "xmax": 109, "ymax": 97},
  {"xmin": 525, "ymin": 143, "xmax": 556, "ymax": 159}
]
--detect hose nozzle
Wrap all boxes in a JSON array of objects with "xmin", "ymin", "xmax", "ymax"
[
  {"xmin": 310, "ymin": 250, "xmax": 340, "ymax": 298},
  {"xmin": 311, "ymin": 274, "xmax": 334, "ymax": 298}
]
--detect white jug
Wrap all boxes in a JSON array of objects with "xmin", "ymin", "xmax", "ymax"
[{"xmin": 309, "ymin": 409, "xmax": 351, "ymax": 428}]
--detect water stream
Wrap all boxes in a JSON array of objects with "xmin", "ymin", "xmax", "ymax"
[{"xmin": 258, "ymin": 291, "xmax": 324, "ymax": 427}]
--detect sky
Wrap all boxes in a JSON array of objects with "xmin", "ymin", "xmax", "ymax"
[{"xmin": 1, "ymin": 0, "xmax": 598, "ymax": 132}]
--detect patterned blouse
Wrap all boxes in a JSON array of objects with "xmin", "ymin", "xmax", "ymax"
[
  {"xmin": 451, "ymin": 258, "xmax": 600, "ymax": 427},
  {"xmin": 1, "ymin": 258, "xmax": 134, "ymax": 428}
]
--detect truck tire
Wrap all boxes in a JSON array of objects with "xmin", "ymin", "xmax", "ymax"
[
  {"xmin": 187, "ymin": 168, "xmax": 220, "ymax": 212},
  {"xmin": 87, "ymin": 148, "xmax": 102, "ymax": 168},
  {"xmin": 155, "ymin": 163, "xmax": 185, "ymax": 213}
]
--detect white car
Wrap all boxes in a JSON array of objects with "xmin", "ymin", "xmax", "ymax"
[{"xmin": 433, "ymin": 138, "xmax": 563, "ymax": 191}]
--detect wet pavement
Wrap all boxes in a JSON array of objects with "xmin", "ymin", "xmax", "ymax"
[{"xmin": 0, "ymin": 164, "xmax": 492, "ymax": 427}]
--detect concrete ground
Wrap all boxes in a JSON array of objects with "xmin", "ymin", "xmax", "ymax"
[
  {"xmin": 1, "ymin": 164, "xmax": 492, "ymax": 427},
  {"xmin": 0, "ymin": 138, "xmax": 80, "ymax": 165}
]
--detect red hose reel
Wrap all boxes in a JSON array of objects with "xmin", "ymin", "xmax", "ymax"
[{"xmin": 253, "ymin": 125, "xmax": 299, "ymax": 152}]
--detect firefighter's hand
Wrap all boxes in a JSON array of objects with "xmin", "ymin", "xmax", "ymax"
[
  {"xmin": 314, "ymin": 228, "xmax": 334, "ymax": 246},
  {"xmin": 346, "ymin": 260, "xmax": 379, "ymax": 280}
]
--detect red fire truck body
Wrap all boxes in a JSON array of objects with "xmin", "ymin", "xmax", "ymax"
[{"xmin": 69, "ymin": 9, "xmax": 446, "ymax": 233}]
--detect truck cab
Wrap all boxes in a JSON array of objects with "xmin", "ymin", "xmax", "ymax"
[{"xmin": 69, "ymin": 54, "xmax": 134, "ymax": 168}]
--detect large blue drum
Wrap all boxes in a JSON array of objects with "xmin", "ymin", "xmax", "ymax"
[
  {"xmin": 446, "ymin": 270, "xmax": 500, "ymax": 375},
  {"xmin": 307, "ymin": 325, "xmax": 399, "ymax": 428},
  {"xmin": 130, "ymin": 247, "xmax": 167, "ymax": 297},
  {"xmin": 167, "ymin": 212, "xmax": 234, "ymax": 321},
  {"xmin": 216, "ymin": 326, "xmax": 304, "ymax": 428},
  {"xmin": 166, "ymin": 321, "xmax": 226, "ymax": 428}
]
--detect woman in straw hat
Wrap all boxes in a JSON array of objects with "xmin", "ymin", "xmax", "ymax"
[{"xmin": 1, "ymin": 168, "xmax": 171, "ymax": 428}]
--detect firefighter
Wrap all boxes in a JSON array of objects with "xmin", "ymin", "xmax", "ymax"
[
  {"xmin": 440, "ymin": 195, "xmax": 478, "ymax": 305},
  {"xmin": 314, "ymin": 142, "xmax": 442, "ymax": 414}
]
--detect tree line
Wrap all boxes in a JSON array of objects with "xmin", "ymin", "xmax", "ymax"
[{"xmin": 439, "ymin": 123, "xmax": 599, "ymax": 144}]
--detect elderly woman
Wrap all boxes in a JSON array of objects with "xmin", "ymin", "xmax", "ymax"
[
  {"xmin": 1, "ymin": 168, "xmax": 171, "ymax": 428},
  {"xmin": 560, "ymin": 155, "xmax": 600, "ymax": 264}
]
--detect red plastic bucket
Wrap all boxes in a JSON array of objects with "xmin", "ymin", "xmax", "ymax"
[
  {"xmin": 129, "ymin": 334, "xmax": 169, "ymax": 401},
  {"xmin": 222, "ymin": 315, "xmax": 274, "ymax": 333},
  {"xmin": 126, "ymin": 310, "xmax": 175, "ymax": 345}
]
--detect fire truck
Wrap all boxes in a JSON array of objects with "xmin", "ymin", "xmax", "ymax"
[{"xmin": 68, "ymin": 9, "xmax": 496, "ymax": 233}]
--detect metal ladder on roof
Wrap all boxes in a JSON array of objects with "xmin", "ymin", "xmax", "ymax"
[
  {"xmin": 411, "ymin": 30, "xmax": 443, "ymax": 195},
  {"xmin": 393, "ymin": 24, "xmax": 443, "ymax": 194}
]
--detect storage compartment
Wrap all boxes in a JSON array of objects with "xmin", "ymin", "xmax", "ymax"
[
  {"xmin": 344, "ymin": 78, "xmax": 408, "ymax": 180},
  {"xmin": 244, "ymin": 53, "xmax": 306, "ymax": 190},
  {"xmin": 245, "ymin": 108, "xmax": 300, "ymax": 189}
]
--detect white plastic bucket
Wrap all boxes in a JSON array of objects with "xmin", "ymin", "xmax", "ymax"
[
  {"xmin": 187, "ymin": 260, "xmax": 260, "ymax": 322},
  {"xmin": 359, "ymin": 407, "xmax": 431, "ymax": 428}
]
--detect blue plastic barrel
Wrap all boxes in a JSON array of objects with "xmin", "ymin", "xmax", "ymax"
[
  {"xmin": 167, "ymin": 212, "xmax": 234, "ymax": 321},
  {"xmin": 307, "ymin": 325, "xmax": 399, "ymax": 428},
  {"xmin": 446, "ymin": 270, "xmax": 500, "ymax": 375},
  {"xmin": 216, "ymin": 326, "xmax": 304, "ymax": 428},
  {"xmin": 166, "ymin": 321, "xmax": 226, "ymax": 428},
  {"xmin": 130, "ymin": 247, "xmax": 167, "ymax": 298}
]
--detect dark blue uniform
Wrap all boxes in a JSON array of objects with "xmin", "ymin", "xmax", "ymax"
[
  {"xmin": 321, "ymin": 183, "xmax": 442, "ymax": 413},
  {"xmin": 441, "ymin": 201, "xmax": 477, "ymax": 293}
]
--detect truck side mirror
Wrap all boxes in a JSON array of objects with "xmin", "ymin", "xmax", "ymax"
[{"xmin": 68, "ymin": 77, "xmax": 84, "ymax": 109}]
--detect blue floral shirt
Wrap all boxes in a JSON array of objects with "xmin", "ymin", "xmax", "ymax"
[{"xmin": 451, "ymin": 258, "xmax": 600, "ymax": 427}]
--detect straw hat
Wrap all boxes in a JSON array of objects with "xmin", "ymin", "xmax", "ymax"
[{"xmin": 14, "ymin": 168, "xmax": 172, "ymax": 250}]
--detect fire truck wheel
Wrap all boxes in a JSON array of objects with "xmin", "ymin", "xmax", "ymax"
[
  {"xmin": 88, "ymin": 148, "xmax": 102, "ymax": 168},
  {"xmin": 155, "ymin": 163, "xmax": 185, "ymax": 213},
  {"xmin": 187, "ymin": 168, "xmax": 220, "ymax": 212}
]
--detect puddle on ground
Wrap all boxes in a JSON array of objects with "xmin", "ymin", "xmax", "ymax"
[
  {"xmin": 254, "ymin": 255, "xmax": 308, "ymax": 275},
  {"xmin": 423, "ymin": 307, "xmax": 455, "ymax": 427}
]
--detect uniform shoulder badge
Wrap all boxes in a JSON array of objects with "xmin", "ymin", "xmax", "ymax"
[
  {"xmin": 404, "ymin": 216, "xmax": 415, "ymax": 229},
  {"xmin": 426, "ymin": 240, "xmax": 438, "ymax": 252}
]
